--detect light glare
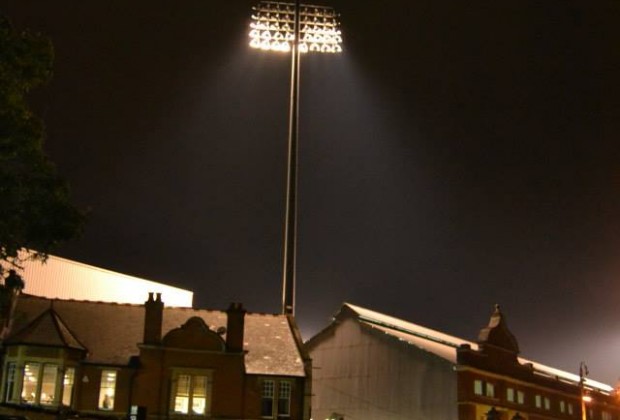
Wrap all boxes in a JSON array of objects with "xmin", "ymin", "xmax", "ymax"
[{"xmin": 249, "ymin": 1, "xmax": 343, "ymax": 54}]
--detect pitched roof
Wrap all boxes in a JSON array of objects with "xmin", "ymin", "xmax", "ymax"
[
  {"xmin": 327, "ymin": 303, "xmax": 613, "ymax": 393},
  {"xmin": 6, "ymin": 308, "xmax": 86, "ymax": 351},
  {"xmin": 9, "ymin": 295, "xmax": 305, "ymax": 377}
]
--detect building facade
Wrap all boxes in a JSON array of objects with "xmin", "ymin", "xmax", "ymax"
[
  {"xmin": 307, "ymin": 303, "xmax": 618, "ymax": 420},
  {"xmin": 0, "ymin": 293, "xmax": 311, "ymax": 420}
]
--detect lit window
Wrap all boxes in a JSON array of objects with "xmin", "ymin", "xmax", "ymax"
[
  {"xmin": 535, "ymin": 394, "xmax": 542, "ymax": 408},
  {"xmin": 485, "ymin": 383, "xmax": 495, "ymax": 398},
  {"xmin": 261, "ymin": 379, "xmax": 293, "ymax": 418},
  {"xmin": 98, "ymin": 370, "xmax": 117, "ymax": 410},
  {"xmin": 40, "ymin": 365, "xmax": 58, "ymax": 405},
  {"xmin": 22, "ymin": 363, "xmax": 40, "ymax": 404},
  {"xmin": 3, "ymin": 362, "xmax": 17, "ymax": 402},
  {"xmin": 506, "ymin": 388, "xmax": 514, "ymax": 402},
  {"xmin": 560, "ymin": 400, "xmax": 565, "ymax": 413},
  {"xmin": 4, "ymin": 362, "xmax": 69, "ymax": 406},
  {"xmin": 171, "ymin": 371, "xmax": 211, "ymax": 416},
  {"xmin": 473, "ymin": 380, "xmax": 495, "ymax": 398},
  {"xmin": 474, "ymin": 380, "xmax": 483, "ymax": 395},
  {"xmin": 62, "ymin": 368, "xmax": 75, "ymax": 406},
  {"xmin": 544, "ymin": 397, "xmax": 550, "ymax": 410},
  {"xmin": 568, "ymin": 403, "xmax": 574, "ymax": 415},
  {"xmin": 517, "ymin": 390, "xmax": 525, "ymax": 404}
]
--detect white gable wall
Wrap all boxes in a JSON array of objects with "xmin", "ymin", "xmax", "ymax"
[{"xmin": 309, "ymin": 317, "xmax": 458, "ymax": 420}]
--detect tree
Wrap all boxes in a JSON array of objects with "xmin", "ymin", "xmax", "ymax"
[{"xmin": 0, "ymin": 15, "xmax": 84, "ymax": 336}]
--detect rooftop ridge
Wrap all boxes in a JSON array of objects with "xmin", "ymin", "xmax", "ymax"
[{"xmin": 357, "ymin": 315, "xmax": 472, "ymax": 350}]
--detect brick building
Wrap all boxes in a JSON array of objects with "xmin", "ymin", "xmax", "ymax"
[
  {"xmin": 307, "ymin": 303, "xmax": 618, "ymax": 420},
  {"xmin": 0, "ymin": 293, "xmax": 311, "ymax": 420}
]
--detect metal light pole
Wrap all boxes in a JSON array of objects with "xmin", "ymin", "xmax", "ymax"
[
  {"xmin": 580, "ymin": 361, "xmax": 589, "ymax": 420},
  {"xmin": 249, "ymin": 1, "xmax": 342, "ymax": 315}
]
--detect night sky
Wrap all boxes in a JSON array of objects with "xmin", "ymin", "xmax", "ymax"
[{"xmin": 2, "ymin": 0, "xmax": 620, "ymax": 384}]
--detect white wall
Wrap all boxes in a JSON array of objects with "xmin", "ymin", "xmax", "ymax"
[{"xmin": 309, "ymin": 317, "xmax": 458, "ymax": 420}]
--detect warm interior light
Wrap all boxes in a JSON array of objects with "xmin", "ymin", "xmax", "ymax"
[
  {"xmin": 249, "ymin": 1, "xmax": 342, "ymax": 53},
  {"xmin": 582, "ymin": 395, "xmax": 593, "ymax": 403}
]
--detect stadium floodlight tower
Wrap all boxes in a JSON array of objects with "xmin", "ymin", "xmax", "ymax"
[{"xmin": 249, "ymin": 1, "xmax": 342, "ymax": 315}]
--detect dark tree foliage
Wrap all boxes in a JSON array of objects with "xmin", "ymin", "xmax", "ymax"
[{"xmin": 0, "ymin": 15, "xmax": 84, "ymax": 317}]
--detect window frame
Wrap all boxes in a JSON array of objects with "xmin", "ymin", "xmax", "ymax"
[
  {"xmin": 98, "ymin": 369, "xmax": 118, "ymax": 411},
  {"xmin": 261, "ymin": 378, "xmax": 293, "ymax": 419},
  {"xmin": 473, "ymin": 379, "xmax": 495, "ymax": 399},
  {"xmin": 169, "ymin": 369, "xmax": 213, "ymax": 417},
  {"xmin": 516, "ymin": 390, "xmax": 525, "ymax": 405}
]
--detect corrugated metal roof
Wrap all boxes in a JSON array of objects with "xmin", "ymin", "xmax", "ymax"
[
  {"xmin": 11, "ymin": 251, "xmax": 193, "ymax": 307},
  {"xmin": 10, "ymin": 295, "xmax": 305, "ymax": 377},
  {"xmin": 343, "ymin": 303, "xmax": 613, "ymax": 393}
]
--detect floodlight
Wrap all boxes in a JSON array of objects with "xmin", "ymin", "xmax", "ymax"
[
  {"xmin": 249, "ymin": 1, "xmax": 342, "ymax": 53},
  {"xmin": 249, "ymin": 1, "xmax": 342, "ymax": 316}
]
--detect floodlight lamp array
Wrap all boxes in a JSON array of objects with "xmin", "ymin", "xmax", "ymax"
[{"xmin": 249, "ymin": 1, "xmax": 342, "ymax": 53}]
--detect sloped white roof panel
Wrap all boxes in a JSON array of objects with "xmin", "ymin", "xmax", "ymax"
[
  {"xmin": 14, "ymin": 252, "xmax": 193, "ymax": 307},
  {"xmin": 344, "ymin": 303, "xmax": 613, "ymax": 393}
]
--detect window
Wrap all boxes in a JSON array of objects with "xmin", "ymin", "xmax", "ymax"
[
  {"xmin": 602, "ymin": 411, "xmax": 612, "ymax": 420},
  {"xmin": 22, "ymin": 363, "xmax": 59, "ymax": 405},
  {"xmin": 3, "ymin": 362, "xmax": 73, "ymax": 406},
  {"xmin": 261, "ymin": 379, "xmax": 293, "ymax": 418},
  {"xmin": 485, "ymin": 383, "xmax": 495, "ymax": 398},
  {"xmin": 262, "ymin": 380, "xmax": 275, "ymax": 417},
  {"xmin": 535, "ymin": 394, "xmax": 542, "ymax": 408},
  {"xmin": 40, "ymin": 365, "xmax": 58, "ymax": 405},
  {"xmin": 473, "ymin": 379, "xmax": 494, "ymax": 398},
  {"xmin": 517, "ymin": 390, "xmax": 525, "ymax": 404},
  {"xmin": 568, "ymin": 403, "xmax": 574, "ymax": 415},
  {"xmin": 474, "ymin": 380, "xmax": 483, "ymax": 395},
  {"xmin": 560, "ymin": 400, "xmax": 565, "ymax": 413},
  {"xmin": 3, "ymin": 362, "xmax": 16, "ymax": 402},
  {"xmin": 506, "ymin": 387, "xmax": 514, "ymax": 402},
  {"xmin": 98, "ymin": 370, "xmax": 117, "ymax": 410},
  {"xmin": 171, "ymin": 371, "xmax": 211, "ymax": 416},
  {"xmin": 278, "ymin": 382, "xmax": 291, "ymax": 417},
  {"xmin": 544, "ymin": 397, "xmax": 551, "ymax": 410},
  {"xmin": 62, "ymin": 368, "xmax": 75, "ymax": 406},
  {"xmin": 22, "ymin": 363, "xmax": 41, "ymax": 404}
]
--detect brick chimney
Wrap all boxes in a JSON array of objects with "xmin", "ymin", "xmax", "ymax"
[
  {"xmin": 143, "ymin": 292, "xmax": 163, "ymax": 345},
  {"xmin": 226, "ymin": 302, "xmax": 246, "ymax": 353}
]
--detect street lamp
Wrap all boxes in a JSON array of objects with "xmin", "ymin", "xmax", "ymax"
[
  {"xmin": 249, "ymin": 1, "xmax": 342, "ymax": 315},
  {"xmin": 580, "ymin": 361, "xmax": 589, "ymax": 420}
]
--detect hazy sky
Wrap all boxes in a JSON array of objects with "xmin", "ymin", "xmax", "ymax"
[{"xmin": 3, "ymin": 0, "xmax": 620, "ymax": 384}]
